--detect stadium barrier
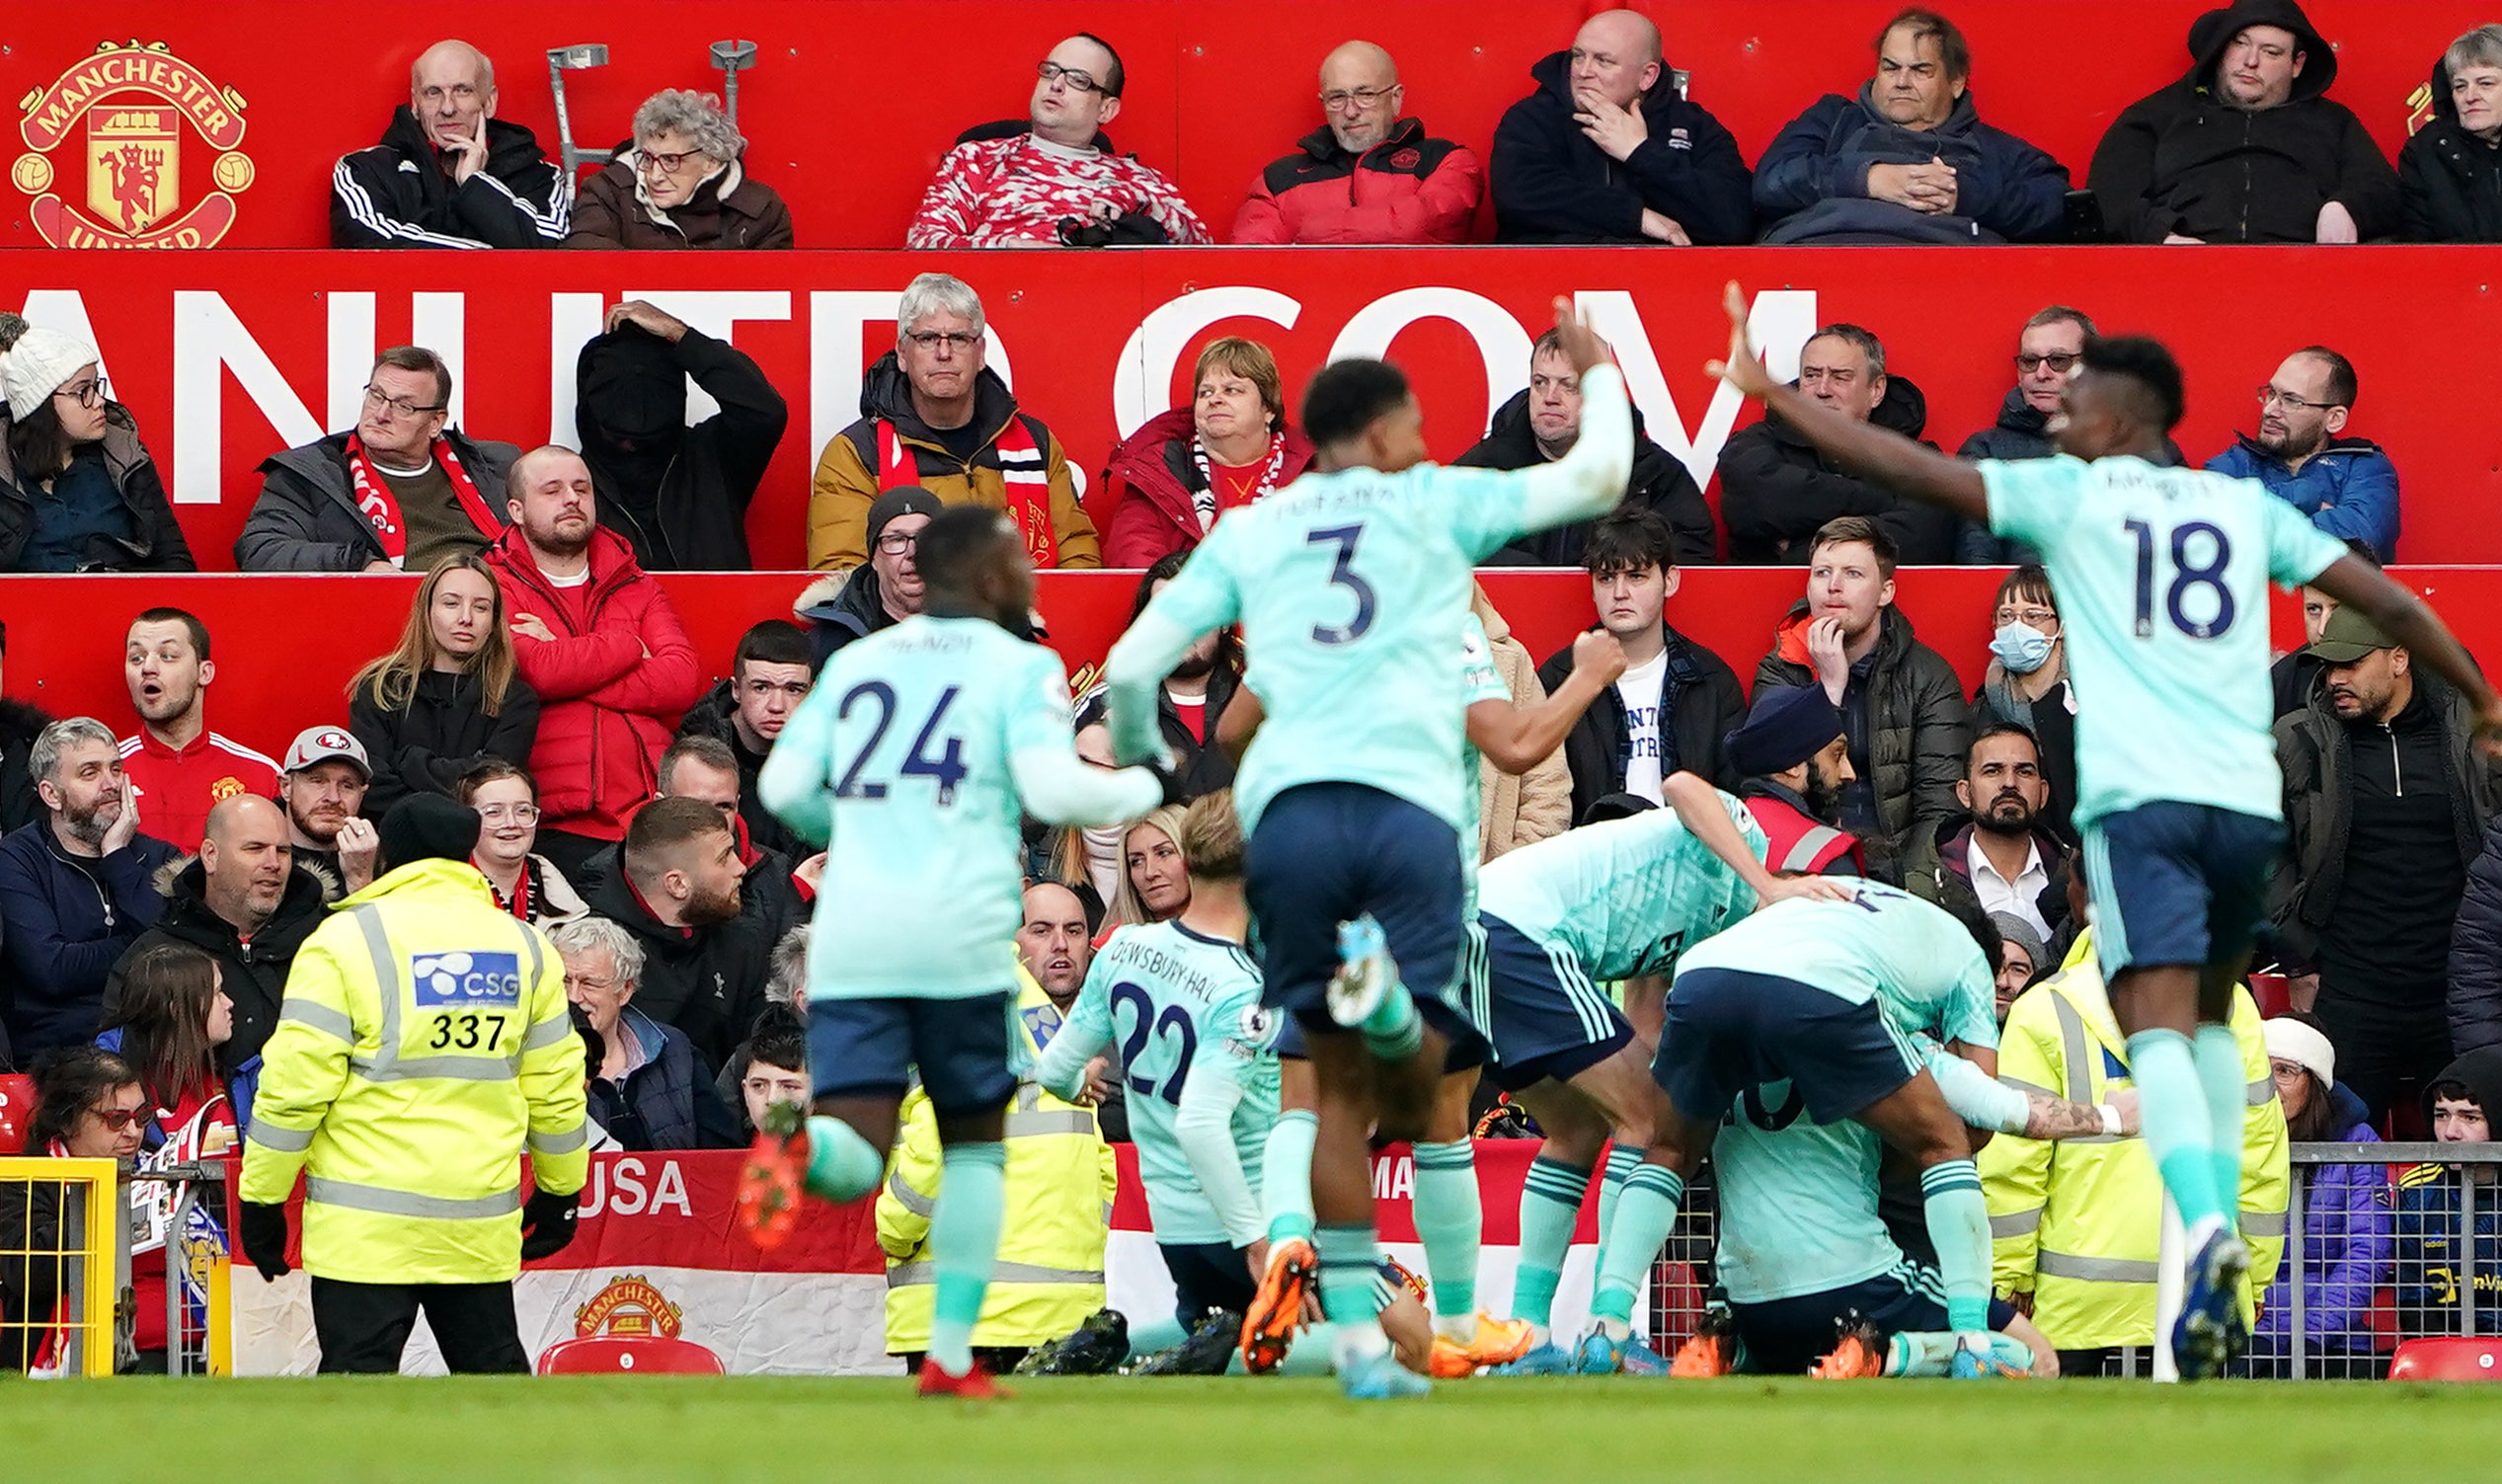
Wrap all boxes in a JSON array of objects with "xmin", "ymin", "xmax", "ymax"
[
  {"xmin": 225, "ymin": 1142, "xmax": 1606, "ymax": 1375},
  {"xmin": 0, "ymin": 1156, "xmax": 121, "ymax": 1376}
]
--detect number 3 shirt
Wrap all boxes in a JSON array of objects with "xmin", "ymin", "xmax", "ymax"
[
  {"xmin": 1983, "ymin": 453, "xmax": 2348, "ymax": 828},
  {"xmin": 764, "ymin": 614, "xmax": 1161, "ymax": 1002}
]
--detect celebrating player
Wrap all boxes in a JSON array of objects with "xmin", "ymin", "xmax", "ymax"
[
  {"xmin": 1463, "ymin": 775, "xmax": 1847, "ymax": 1375},
  {"xmin": 1704, "ymin": 280, "xmax": 2502, "ymax": 1378},
  {"xmin": 1102, "ymin": 298, "xmax": 1634, "ymax": 1398},
  {"xmin": 740, "ymin": 507, "xmax": 1170, "ymax": 1400}
]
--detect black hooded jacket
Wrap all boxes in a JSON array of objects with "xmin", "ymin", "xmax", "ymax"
[
  {"xmin": 1491, "ymin": 50, "xmax": 1753, "ymax": 245},
  {"xmin": 101, "ymin": 857, "xmax": 331, "ymax": 1073},
  {"xmin": 1456, "ymin": 389, "xmax": 1716, "ymax": 566},
  {"xmin": 580, "ymin": 866, "xmax": 779, "ymax": 1071},
  {"xmin": 676, "ymin": 679, "xmax": 807, "ymax": 860},
  {"xmin": 331, "ymin": 106, "xmax": 568, "ymax": 249},
  {"xmin": 1953, "ymin": 392, "xmax": 2185, "ymax": 562},
  {"xmin": 0, "ymin": 698, "xmax": 51, "ymax": 836},
  {"xmin": 348, "ymin": 668, "xmax": 541, "ymax": 820},
  {"xmin": 1717, "ymin": 373, "xmax": 1956, "ymax": 564},
  {"xmin": 2087, "ymin": 0, "xmax": 2399, "ymax": 243},
  {"xmin": 2401, "ymin": 51, "xmax": 2502, "ymax": 242},
  {"xmin": 1536, "ymin": 626, "xmax": 1747, "ymax": 823},
  {"xmin": 575, "ymin": 326, "xmax": 788, "ymax": 572}
]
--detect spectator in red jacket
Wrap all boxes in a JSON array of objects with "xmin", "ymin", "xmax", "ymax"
[
  {"xmin": 1096, "ymin": 338, "xmax": 1314, "ymax": 568},
  {"xmin": 1232, "ymin": 41, "xmax": 1484, "ymax": 245},
  {"xmin": 118, "ymin": 609, "xmax": 279, "ymax": 855},
  {"xmin": 484, "ymin": 447, "xmax": 702, "ymax": 879}
]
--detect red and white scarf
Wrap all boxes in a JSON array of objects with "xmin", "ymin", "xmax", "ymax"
[
  {"xmin": 878, "ymin": 418, "xmax": 1057, "ymax": 567},
  {"xmin": 346, "ymin": 433, "xmax": 498, "ymax": 569},
  {"xmin": 1190, "ymin": 431, "xmax": 1289, "ymax": 533}
]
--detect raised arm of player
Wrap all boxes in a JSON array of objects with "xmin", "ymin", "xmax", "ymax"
[
  {"xmin": 2309, "ymin": 553, "xmax": 2502, "ymax": 748},
  {"xmin": 1661, "ymin": 770, "xmax": 1851, "ymax": 906},
  {"xmin": 1470, "ymin": 629, "xmax": 1626, "ymax": 774},
  {"xmin": 1704, "ymin": 279, "xmax": 1989, "ymax": 523}
]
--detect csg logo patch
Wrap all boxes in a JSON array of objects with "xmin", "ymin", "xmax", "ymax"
[{"xmin": 411, "ymin": 950, "xmax": 524, "ymax": 1009}]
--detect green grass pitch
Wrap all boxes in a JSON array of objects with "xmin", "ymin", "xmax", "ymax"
[{"xmin": 6, "ymin": 1375, "xmax": 2498, "ymax": 1482}]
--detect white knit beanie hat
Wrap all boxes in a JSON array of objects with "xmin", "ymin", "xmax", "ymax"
[
  {"xmin": 2263, "ymin": 1016, "xmax": 2336, "ymax": 1090},
  {"xmin": 0, "ymin": 311, "xmax": 101, "ymax": 422}
]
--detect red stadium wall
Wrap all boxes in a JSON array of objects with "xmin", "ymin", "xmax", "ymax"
[
  {"xmin": 9, "ymin": 566, "xmax": 2491, "ymax": 757},
  {"xmin": 11, "ymin": 248, "xmax": 2501, "ymax": 568},
  {"xmin": 0, "ymin": 1, "xmax": 2462, "ymax": 252}
]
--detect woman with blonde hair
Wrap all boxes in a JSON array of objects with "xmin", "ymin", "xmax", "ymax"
[
  {"xmin": 1103, "ymin": 805, "xmax": 1192, "ymax": 941},
  {"xmin": 349, "ymin": 553, "xmax": 540, "ymax": 818}
]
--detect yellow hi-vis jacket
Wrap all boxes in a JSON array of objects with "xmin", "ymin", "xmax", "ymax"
[
  {"xmin": 1978, "ymin": 929, "xmax": 2290, "ymax": 1350},
  {"xmin": 239, "ymin": 859, "xmax": 587, "ymax": 1286},
  {"xmin": 878, "ymin": 971, "xmax": 1116, "ymax": 1351}
]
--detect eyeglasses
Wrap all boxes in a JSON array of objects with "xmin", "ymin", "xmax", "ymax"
[
  {"xmin": 876, "ymin": 531, "xmax": 918, "ymax": 556},
  {"xmin": 475, "ymin": 803, "xmax": 540, "ymax": 824},
  {"xmin": 1320, "ymin": 85, "xmax": 1399, "ymax": 110},
  {"xmin": 1994, "ymin": 606, "xmax": 2060, "ymax": 629},
  {"xmin": 52, "ymin": 376, "xmax": 109, "ymax": 409},
  {"xmin": 902, "ymin": 330, "xmax": 980, "ymax": 353},
  {"xmin": 2014, "ymin": 352, "xmax": 2078, "ymax": 374},
  {"xmin": 637, "ymin": 149, "xmax": 704, "ymax": 177},
  {"xmin": 2257, "ymin": 385, "xmax": 2345, "ymax": 413},
  {"xmin": 363, "ymin": 385, "xmax": 446, "ymax": 420},
  {"xmin": 1036, "ymin": 60, "xmax": 1114, "ymax": 96},
  {"xmin": 89, "ymin": 1105, "xmax": 145, "ymax": 1132}
]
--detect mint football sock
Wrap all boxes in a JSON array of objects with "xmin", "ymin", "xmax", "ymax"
[{"xmin": 924, "ymin": 1141, "xmax": 1007, "ymax": 1374}]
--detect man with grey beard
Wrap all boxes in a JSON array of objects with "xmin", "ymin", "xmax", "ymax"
[{"xmin": 0, "ymin": 718, "xmax": 178, "ymax": 1057}]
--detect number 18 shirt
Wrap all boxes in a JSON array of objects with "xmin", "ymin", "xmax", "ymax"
[{"xmin": 1983, "ymin": 454, "xmax": 2348, "ymax": 827}]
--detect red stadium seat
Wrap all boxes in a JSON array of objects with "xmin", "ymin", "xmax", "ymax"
[
  {"xmin": 2387, "ymin": 1338, "xmax": 2502, "ymax": 1380},
  {"xmin": 2246, "ymin": 975, "xmax": 2293, "ymax": 1019},
  {"xmin": 0, "ymin": 1074, "xmax": 33, "ymax": 1154},
  {"xmin": 536, "ymin": 1336, "xmax": 726, "ymax": 1375}
]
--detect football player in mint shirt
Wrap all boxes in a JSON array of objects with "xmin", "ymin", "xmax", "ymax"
[
  {"xmin": 738, "ymin": 508, "xmax": 1170, "ymax": 1399},
  {"xmin": 1104, "ymin": 301, "xmax": 1633, "ymax": 1399},
  {"xmin": 1703, "ymin": 278, "xmax": 2502, "ymax": 1380}
]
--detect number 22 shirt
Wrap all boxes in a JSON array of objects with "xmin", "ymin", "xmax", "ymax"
[{"xmin": 1983, "ymin": 453, "xmax": 2347, "ymax": 827}]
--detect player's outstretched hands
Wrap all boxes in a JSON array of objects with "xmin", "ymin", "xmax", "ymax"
[
  {"xmin": 1570, "ymin": 628, "xmax": 1629, "ymax": 687},
  {"xmin": 1754, "ymin": 874, "xmax": 1855, "ymax": 909},
  {"xmin": 1703, "ymin": 280, "xmax": 1776, "ymax": 402},
  {"xmin": 1548, "ymin": 296, "xmax": 1612, "ymax": 375}
]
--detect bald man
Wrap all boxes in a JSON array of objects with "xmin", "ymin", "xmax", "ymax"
[
  {"xmin": 103, "ymin": 794, "xmax": 333, "ymax": 1069},
  {"xmin": 334, "ymin": 38, "xmax": 569, "ymax": 248},
  {"xmin": 484, "ymin": 446, "xmax": 704, "ymax": 878},
  {"xmin": 1490, "ymin": 8, "xmax": 1753, "ymax": 245},
  {"xmin": 1233, "ymin": 40, "xmax": 1485, "ymax": 245}
]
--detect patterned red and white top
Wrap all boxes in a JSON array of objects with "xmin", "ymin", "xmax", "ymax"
[{"xmin": 906, "ymin": 135, "xmax": 1212, "ymax": 248}]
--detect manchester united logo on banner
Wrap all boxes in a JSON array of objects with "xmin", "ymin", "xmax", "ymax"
[
  {"xmin": 12, "ymin": 39, "xmax": 252, "ymax": 248},
  {"xmin": 574, "ymin": 1275, "xmax": 685, "ymax": 1340}
]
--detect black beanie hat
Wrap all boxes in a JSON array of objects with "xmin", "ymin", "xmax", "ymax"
[{"xmin": 380, "ymin": 793, "xmax": 483, "ymax": 874}]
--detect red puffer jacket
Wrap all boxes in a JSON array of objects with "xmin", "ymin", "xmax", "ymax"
[{"xmin": 486, "ymin": 525, "xmax": 703, "ymax": 841}]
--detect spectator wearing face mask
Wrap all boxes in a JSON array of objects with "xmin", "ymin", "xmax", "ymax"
[{"xmin": 1968, "ymin": 565, "xmax": 2075, "ymax": 844}]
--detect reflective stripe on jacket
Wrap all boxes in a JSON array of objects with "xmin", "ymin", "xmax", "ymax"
[
  {"xmin": 238, "ymin": 858, "xmax": 586, "ymax": 1285},
  {"xmin": 877, "ymin": 972, "xmax": 1116, "ymax": 1350},
  {"xmin": 1978, "ymin": 929, "xmax": 2290, "ymax": 1350}
]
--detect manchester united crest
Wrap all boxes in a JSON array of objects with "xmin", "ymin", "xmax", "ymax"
[
  {"xmin": 574, "ymin": 1275, "xmax": 685, "ymax": 1340},
  {"xmin": 13, "ymin": 39, "xmax": 252, "ymax": 248}
]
